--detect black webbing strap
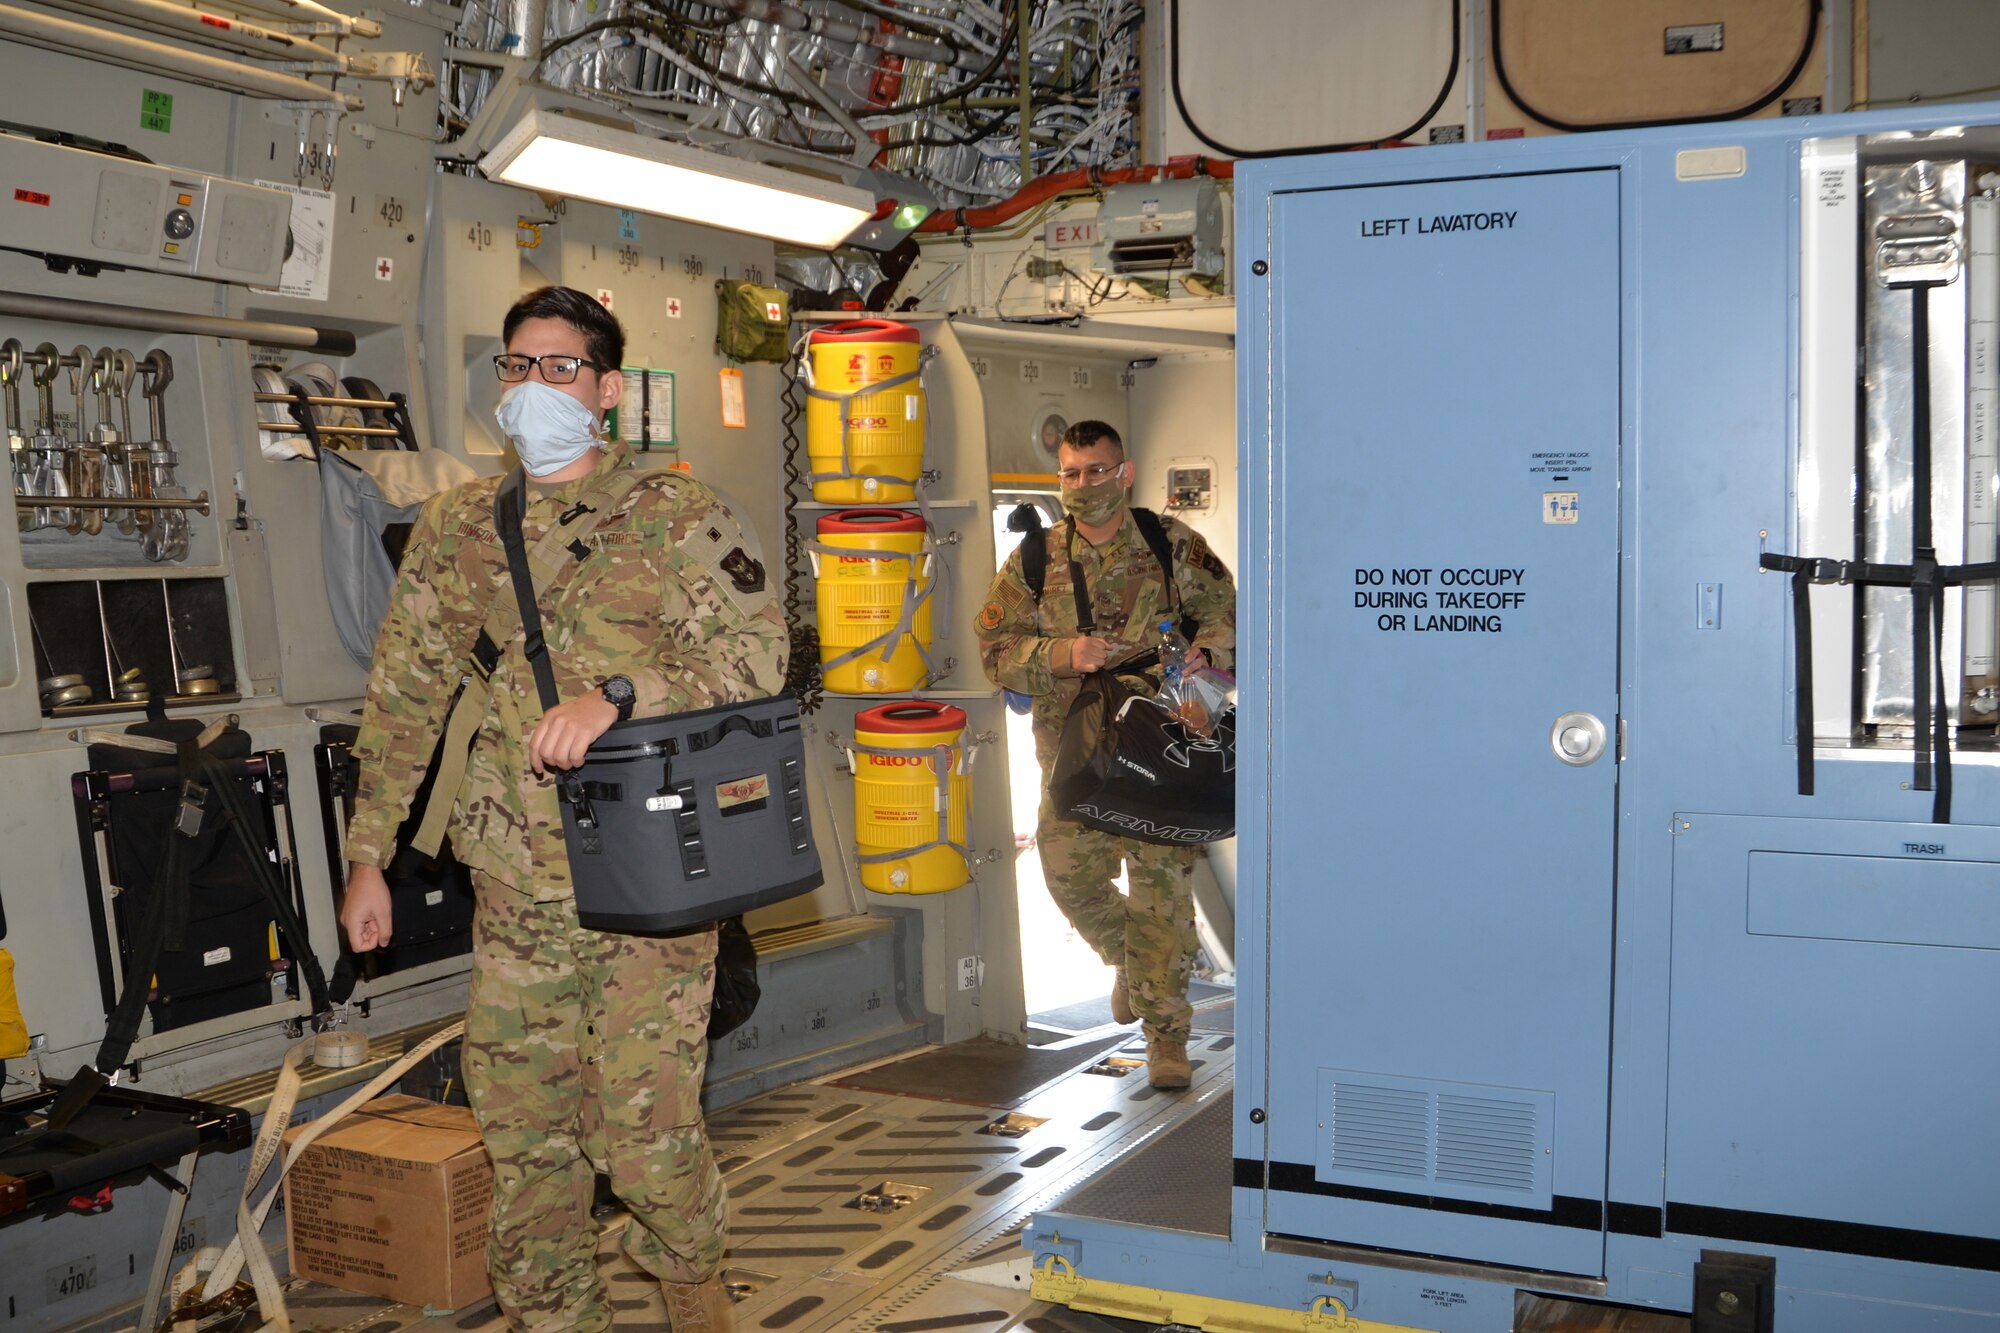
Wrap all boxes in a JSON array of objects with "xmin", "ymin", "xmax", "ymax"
[
  {"xmin": 1017, "ymin": 508, "xmax": 1190, "ymax": 676},
  {"xmin": 1908, "ymin": 283, "xmax": 1953, "ymax": 821},
  {"xmin": 1009, "ymin": 504, "xmax": 1047, "ymax": 603},
  {"xmin": 1024, "ymin": 508, "xmax": 1180, "ymax": 611},
  {"xmin": 1758, "ymin": 554, "xmax": 2000, "ymax": 589},
  {"xmin": 1021, "ymin": 529, "xmax": 1045, "ymax": 602},
  {"xmin": 494, "ymin": 471, "xmax": 602, "ymax": 851},
  {"xmin": 1911, "ymin": 283, "xmax": 1936, "ymax": 802},
  {"xmin": 1757, "ymin": 281, "xmax": 1976, "ymax": 822},
  {"xmin": 472, "ymin": 629, "xmax": 502, "ymax": 680},
  {"xmin": 688, "ymin": 711, "xmax": 775, "ymax": 751},
  {"xmin": 1788, "ymin": 565, "xmax": 1815, "ymax": 796},
  {"xmin": 42, "ymin": 744, "xmax": 204, "ymax": 1132},
  {"xmin": 493, "ymin": 469, "xmax": 562, "ymax": 715},
  {"xmin": 1063, "ymin": 521, "xmax": 1096, "ymax": 635},
  {"xmin": 1130, "ymin": 507, "xmax": 1182, "ymax": 618},
  {"xmin": 197, "ymin": 746, "xmax": 331, "ymax": 1019},
  {"xmin": 1058, "ymin": 513, "xmax": 1199, "ymax": 670},
  {"xmin": 45, "ymin": 735, "xmax": 332, "ymax": 1132}
]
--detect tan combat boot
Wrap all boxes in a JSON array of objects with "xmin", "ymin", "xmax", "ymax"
[
  {"xmin": 663, "ymin": 1275, "xmax": 736, "ymax": 1332},
  {"xmin": 1146, "ymin": 1031, "xmax": 1191, "ymax": 1090},
  {"xmin": 1109, "ymin": 968, "xmax": 1135, "ymax": 1025}
]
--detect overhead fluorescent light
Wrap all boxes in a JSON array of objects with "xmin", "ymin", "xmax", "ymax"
[{"xmin": 480, "ymin": 105, "xmax": 875, "ymax": 250}]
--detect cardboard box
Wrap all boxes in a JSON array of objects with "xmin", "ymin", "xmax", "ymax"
[{"xmin": 282, "ymin": 1094, "xmax": 494, "ymax": 1311}]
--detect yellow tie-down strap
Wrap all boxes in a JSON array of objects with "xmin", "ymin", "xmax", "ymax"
[{"xmin": 1032, "ymin": 1255, "xmax": 1441, "ymax": 1333}]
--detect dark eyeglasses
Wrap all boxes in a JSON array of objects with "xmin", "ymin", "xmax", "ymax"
[
  {"xmin": 493, "ymin": 353, "xmax": 609, "ymax": 384},
  {"xmin": 1057, "ymin": 461, "xmax": 1122, "ymax": 487}
]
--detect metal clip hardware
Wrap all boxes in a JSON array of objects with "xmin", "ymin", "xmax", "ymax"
[
  {"xmin": 560, "ymin": 773, "xmax": 596, "ymax": 828},
  {"xmin": 1875, "ymin": 235, "xmax": 1961, "ymax": 287},
  {"xmin": 561, "ymin": 773, "xmax": 603, "ymax": 855},
  {"xmin": 174, "ymin": 779, "xmax": 208, "ymax": 837}
]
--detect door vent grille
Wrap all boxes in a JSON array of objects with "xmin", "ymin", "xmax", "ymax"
[
  {"xmin": 1435, "ymin": 1094, "xmax": 1538, "ymax": 1192},
  {"xmin": 1328, "ymin": 1082, "xmax": 1429, "ymax": 1178},
  {"xmin": 1317, "ymin": 1070, "xmax": 1555, "ymax": 1210}
]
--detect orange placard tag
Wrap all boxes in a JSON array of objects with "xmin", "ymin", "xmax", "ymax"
[{"xmin": 720, "ymin": 367, "xmax": 746, "ymax": 428}]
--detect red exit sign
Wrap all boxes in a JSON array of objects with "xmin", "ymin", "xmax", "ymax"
[
  {"xmin": 14, "ymin": 188, "xmax": 51, "ymax": 206},
  {"xmin": 1044, "ymin": 218, "xmax": 1098, "ymax": 249}
]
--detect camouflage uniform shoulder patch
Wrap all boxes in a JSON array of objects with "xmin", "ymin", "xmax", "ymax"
[
  {"xmin": 719, "ymin": 546, "xmax": 766, "ymax": 594},
  {"xmin": 671, "ymin": 485, "xmax": 775, "ymax": 619},
  {"xmin": 1182, "ymin": 530, "xmax": 1230, "ymax": 581}
]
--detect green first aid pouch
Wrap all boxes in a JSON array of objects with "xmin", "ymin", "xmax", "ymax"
[{"xmin": 715, "ymin": 279, "xmax": 791, "ymax": 363}]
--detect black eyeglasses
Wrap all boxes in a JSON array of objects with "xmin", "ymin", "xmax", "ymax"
[
  {"xmin": 493, "ymin": 353, "xmax": 610, "ymax": 384},
  {"xmin": 1057, "ymin": 461, "xmax": 1123, "ymax": 487}
]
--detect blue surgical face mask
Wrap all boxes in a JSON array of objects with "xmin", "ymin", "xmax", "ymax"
[{"xmin": 494, "ymin": 380, "xmax": 603, "ymax": 476}]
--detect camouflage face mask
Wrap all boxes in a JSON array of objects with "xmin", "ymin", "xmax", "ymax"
[{"xmin": 1060, "ymin": 475, "xmax": 1127, "ymax": 525}]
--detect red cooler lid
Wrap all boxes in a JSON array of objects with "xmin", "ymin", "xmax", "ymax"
[
  {"xmin": 808, "ymin": 319, "xmax": 921, "ymax": 345},
  {"xmin": 818, "ymin": 508, "xmax": 927, "ymax": 536},
  {"xmin": 855, "ymin": 701, "xmax": 967, "ymax": 733}
]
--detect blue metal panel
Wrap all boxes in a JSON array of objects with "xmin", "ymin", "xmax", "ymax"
[
  {"xmin": 1040, "ymin": 99, "xmax": 2000, "ymax": 1333},
  {"xmin": 1260, "ymin": 169, "xmax": 1620, "ymax": 1276},
  {"xmin": 1668, "ymin": 813, "xmax": 2000, "ymax": 1248},
  {"xmin": 1745, "ymin": 849, "xmax": 2000, "ymax": 950}
]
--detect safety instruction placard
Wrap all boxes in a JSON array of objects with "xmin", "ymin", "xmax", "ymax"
[
  {"xmin": 1354, "ymin": 565, "xmax": 1528, "ymax": 634},
  {"xmin": 253, "ymin": 181, "xmax": 334, "ymax": 301},
  {"xmin": 611, "ymin": 366, "xmax": 676, "ymax": 450}
]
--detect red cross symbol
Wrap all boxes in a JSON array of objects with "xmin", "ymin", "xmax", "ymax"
[
  {"xmin": 374, "ymin": 257, "xmax": 392, "ymax": 280},
  {"xmin": 765, "ymin": 302, "xmax": 783, "ymax": 322},
  {"xmin": 666, "ymin": 298, "xmax": 683, "ymax": 319}
]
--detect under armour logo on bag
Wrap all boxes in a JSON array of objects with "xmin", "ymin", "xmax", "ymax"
[{"xmin": 1158, "ymin": 709, "xmax": 1233, "ymax": 773}]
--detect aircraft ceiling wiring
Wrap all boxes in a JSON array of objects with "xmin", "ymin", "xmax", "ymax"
[{"xmin": 442, "ymin": 0, "xmax": 1146, "ymax": 213}]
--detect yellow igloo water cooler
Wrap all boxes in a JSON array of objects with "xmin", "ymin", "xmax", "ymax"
[
  {"xmin": 851, "ymin": 701, "xmax": 970, "ymax": 894},
  {"xmin": 805, "ymin": 320, "xmax": 926, "ymax": 502},
  {"xmin": 815, "ymin": 508, "xmax": 933, "ymax": 693}
]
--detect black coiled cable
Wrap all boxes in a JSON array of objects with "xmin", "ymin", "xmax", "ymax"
[{"xmin": 780, "ymin": 347, "xmax": 824, "ymax": 713}]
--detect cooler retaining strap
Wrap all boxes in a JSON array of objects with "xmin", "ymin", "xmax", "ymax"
[{"xmin": 846, "ymin": 738, "xmax": 975, "ymax": 871}]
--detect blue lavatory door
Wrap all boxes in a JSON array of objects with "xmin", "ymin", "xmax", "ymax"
[{"xmin": 1259, "ymin": 168, "xmax": 1621, "ymax": 1277}]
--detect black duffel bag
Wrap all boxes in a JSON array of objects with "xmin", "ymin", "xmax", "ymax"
[
  {"xmin": 555, "ymin": 693, "xmax": 823, "ymax": 933},
  {"xmin": 1049, "ymin": 668, "xmax": 1235, "ymax": 845}
]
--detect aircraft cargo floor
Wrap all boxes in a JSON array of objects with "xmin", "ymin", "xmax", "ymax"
[
  {"xmin": 272, "ymin": 1013, "xmax": 1236, "ymax": 1333},
  {"xmin": 260, "ymin": 991, "xmax": 1683, "ymax": 1333}
]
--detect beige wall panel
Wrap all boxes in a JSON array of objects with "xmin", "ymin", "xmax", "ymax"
[
  {"xmin": 1865, "ymin": 0, "xmax": 2000, "ymax": 108},
  {"xmin": 1490, "ymin": 0, "xmax": 1819, "ymax": 131},
  {"xmin": 1170, "ymin": 0, "xmax": 1459, "ymax": 152}
]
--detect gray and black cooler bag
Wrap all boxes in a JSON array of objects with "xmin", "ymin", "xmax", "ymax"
[
  {"xmin": 493, "ymin": 468, "xmax": 822, "ymax": 934},
  {"xmin": 556, "ymin": 695, "xmax": 822, "ymax": 933}
]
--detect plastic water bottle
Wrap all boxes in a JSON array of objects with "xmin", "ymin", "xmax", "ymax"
[{"xmin": 1157, "ymin": 619, "xmax": 1191, "ymax": 687}]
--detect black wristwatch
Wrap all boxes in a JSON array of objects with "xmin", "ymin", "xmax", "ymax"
[{"xmin": 599, "ymin": 674, "xmax": 636, "ymax": 722}]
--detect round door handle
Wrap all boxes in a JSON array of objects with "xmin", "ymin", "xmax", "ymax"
[{"xmin": 1550, "ymin": 711, "xmax": 1608, "ymax": 767}]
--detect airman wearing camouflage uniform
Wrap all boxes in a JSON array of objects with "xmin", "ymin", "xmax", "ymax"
[
  {"xmin": 975, "ymin": 420, "xmax": 1235, "ymax": 1089},
  {"xmin": 342, "ymin": 287, "xmax": 781, "ymax": 1333}
]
